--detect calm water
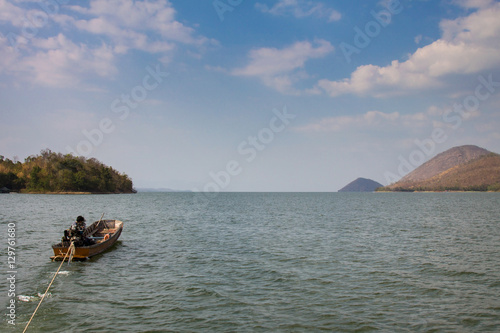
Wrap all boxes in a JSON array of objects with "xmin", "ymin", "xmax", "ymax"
[{"xmin": 1, "ymin": 192, "xmax": 500, "ymax": 332}]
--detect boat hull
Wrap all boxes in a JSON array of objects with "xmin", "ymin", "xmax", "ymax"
[{"xmin": 51, "ymin": 219, "xmax": 123, "ymax": 261}]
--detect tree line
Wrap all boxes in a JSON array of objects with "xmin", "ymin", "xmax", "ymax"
[{"xmin": 0, "ymin": 149, "xmax": 135, "ymax": 193}]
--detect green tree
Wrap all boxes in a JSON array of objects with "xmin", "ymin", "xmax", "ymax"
[
  {"xmin": 0, "ymin": 149, "xmax": 135, "ymax": 193},
  {"xmin": 28, "ymin": 166, "xmax": 42, "ymax": 191}
]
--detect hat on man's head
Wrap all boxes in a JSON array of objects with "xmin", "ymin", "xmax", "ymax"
[{"xmin": 77, "ymin": 216, "xmax": 85, "ymax": 222}]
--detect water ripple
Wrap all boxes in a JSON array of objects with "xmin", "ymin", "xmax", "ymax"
[{"xmin": 2, "ymin": 193, "xmax": 500, "ymax": 332}]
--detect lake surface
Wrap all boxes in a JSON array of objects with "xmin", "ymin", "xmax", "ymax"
[{"xmin": 1, "ymin": 192, "xmax": 500, "ymax": 332}]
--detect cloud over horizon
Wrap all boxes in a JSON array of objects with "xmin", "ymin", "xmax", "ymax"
[
  {"xmin": 317, "ymin": 2, "xmax": 500, "ymax": 98},
  {"xmin": 256, "ymin": 0, "xmax": 342, "ymax": 22},
  {"xmin": 294, "ymin": 110, "xmax": 430, "ymax": 134},
  {"xmin": 232, "ymin": 39, "xmax": 334, "ymax": 94}
]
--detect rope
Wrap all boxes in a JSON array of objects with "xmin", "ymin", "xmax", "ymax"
[
  {"xmin": 22, "ymin": 242, "xmax": 75, "ymax": 333},
  {"xmin": 68, "ymin": 242, "xmax": 75, "ymax": 263}
]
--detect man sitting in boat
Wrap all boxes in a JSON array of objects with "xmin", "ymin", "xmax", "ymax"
[{"xmin": 62, "ymin": 216, "xmax": 95, "ymax": 246}]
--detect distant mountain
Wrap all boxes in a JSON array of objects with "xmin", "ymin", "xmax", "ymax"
[
  {"xmin": 398, "ymin": 145, "xmax": 490, "ymax": 183},
  {"xmin": 339, "ymin": 178, "xmax": 384, "ymax": 192},
  {"xmin": 380, "ymin": 145, "xmax": 500, "ymax": 192}
]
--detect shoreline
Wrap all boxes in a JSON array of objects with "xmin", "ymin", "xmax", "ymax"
[
  {"xmin": 376, "ymin": 190, "xmax": 500, "ymax": 193},
  {"xmin": 15, "ymin": 191, "xmax": 135, "ymax": 195}
]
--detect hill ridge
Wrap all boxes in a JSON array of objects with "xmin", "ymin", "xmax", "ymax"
[
  {"xmin": 380, "ymin": 145, "xmax": 500, "ymax": 192},
  {"xmin": 399, "ymin": 145, "xmax": 490, "ymax": 183}
]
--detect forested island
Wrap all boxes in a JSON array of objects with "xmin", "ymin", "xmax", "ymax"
[{"xmin": 0, "ymin": 149, "xmax": 135, "ymax": 194}]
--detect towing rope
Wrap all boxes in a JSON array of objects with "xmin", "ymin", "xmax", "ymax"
[{"xmin": 22, "ymin": 242, "xmax": 75, "ymax": 333}]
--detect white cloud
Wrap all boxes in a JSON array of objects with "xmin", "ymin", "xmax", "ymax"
[
  {"xmin": 0, "ymin": 0, "xmax": 25, "ymax": 27},
  {"xmin": 232, "ymin": 40, "xmax": 334, "ymax": 94},
  {"xmin": 67, "ymin": 0, "xmax": 208, "ymax": 54},
  {"xmin": 256, "ymin": 0, "xmax": 341, "ymax": 22},
  {"xmin": 453, "ymin": 0, "xmax": 495, "ymax": 9},
  {"xmin": 0, "ymin": 33, "xmax": 17, "ymax": 74},
  {"xmin": 426, "ymin": 105, "xmax": 445, "ymax": 117},
  {"xmin": 0, "ymin": 31, "xmax": 116, "ymax": 87},
  {"xmin": 0, "ymin": 0, "xmax": 210, "ymax": 88},
  {"xmin": 28, "ymin": 34, "xmax": 117, "ymax": 86},
  {"xmin": 318, "ymin": 3, "xmax": 500, "ymax": 97},
  {"xmin": 294, "ymin": 110, "xmax": 429, "ymax": 133}
]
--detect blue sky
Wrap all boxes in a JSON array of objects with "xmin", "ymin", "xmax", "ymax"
[{"xmin": 1, "ymin": 0, "xmax": 500, "ymax": 191}]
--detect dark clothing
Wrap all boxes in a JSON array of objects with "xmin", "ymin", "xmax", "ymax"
[
  {"xmin": 71, "ymin": 221, "xmax": 86, "ymax": 236},
  {"xmin": 62, "ymin": 220, "xmax": 94, "ymax": 246}
]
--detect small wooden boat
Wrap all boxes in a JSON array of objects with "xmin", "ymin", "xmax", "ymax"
[{"xmin": 51, "ymin": 219, "xmax": 123, "ymax": 261}]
